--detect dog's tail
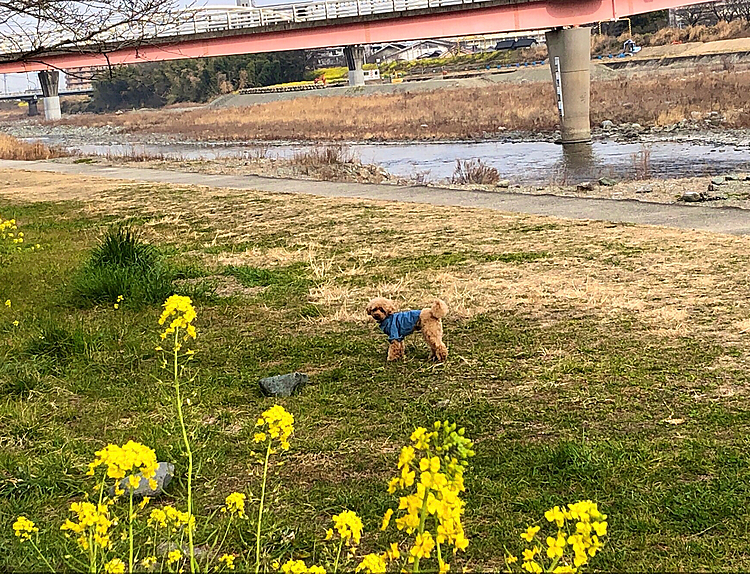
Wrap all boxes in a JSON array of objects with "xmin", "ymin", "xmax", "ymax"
[{"xmin": 429, "ymin": 298, "xmax": 449, "ymax": 319}]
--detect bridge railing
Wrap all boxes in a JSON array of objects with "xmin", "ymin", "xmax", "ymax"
[{"xmin": 0, "ymin": 0, "xmax": 492, "ymax": 56}]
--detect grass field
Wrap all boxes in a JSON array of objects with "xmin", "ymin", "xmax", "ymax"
[{"xmin": 3, "ymin": 169, "xmax": 750, "ymax": 571}]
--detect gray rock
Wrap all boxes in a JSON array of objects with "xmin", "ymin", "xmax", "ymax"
[
  {"xmin": 630, "ymin": 123, "xmax": 643, "ymax": 132},
  {"xmin": 711, "ymin": 176, "xmax": 726, "ymax": 186},
  {"xmin": 635, "ymin": 186, "xmax": 653, "ymax": 194},
  {"xmin": 496, "ymin": 179, "xmax": 510, "ymax": 189},
  {"xmin": 260, "ymin": 372, "xmax": 308, "ymax": 397},
  {"xmin": 577, "ymin": 181, "xmax": 595, "ymax": 191},
  {"xmin": 726, "ymin": 174, "xmax": 740, "ymax": 181},
  {"xmin": 598, "ymin": 177, "xmax": 618, "ymax": 187},
  {"xmin": 679, "ymin": 191, "xmax": 705, "ymax": 202},
  {"xmin": 601, "ymin": 120, "xmax": 614, "ymax": 130},
  {"xmin": 111, "ymin": 462, "xmax": 174, "ymax": 499}
]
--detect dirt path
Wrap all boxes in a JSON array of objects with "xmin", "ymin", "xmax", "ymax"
[{"xmin": 2, "ymin": 160, "xmax": 750, "ymax": 235}]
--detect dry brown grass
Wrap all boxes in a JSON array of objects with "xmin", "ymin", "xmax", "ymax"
[
  {"xmin": 0, "ymin": 133, "xmax": 61, "ymax": 160},
  {"xmin": 5, "ymin": 168, "xmax": 750, "ymax": 344},
  {"xmin": 58, "ymin": 67, "xmax": 750, "ymax": 140}
]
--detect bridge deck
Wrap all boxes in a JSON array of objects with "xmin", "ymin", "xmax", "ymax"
[{"xmin": 0, "ymin": 0, "xmax": 705, "ymax": 74}]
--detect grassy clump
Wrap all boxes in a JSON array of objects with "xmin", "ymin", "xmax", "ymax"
[
  {"xmin": 70, "ymin": 225, "xmax": 173, "ymax": 307},
  {"xmin": 451, "ymin": 159, "xmax": 501, "ymax": 185}
]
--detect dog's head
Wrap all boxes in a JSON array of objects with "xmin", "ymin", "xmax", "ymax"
[{"xmin": 365, "ymin": 297, "xmax": 398, "ymax": 323}]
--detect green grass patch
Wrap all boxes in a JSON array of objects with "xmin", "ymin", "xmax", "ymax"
[{"xmin": 3, "ymin": 186, "xmax": 750, "ymax": 571}]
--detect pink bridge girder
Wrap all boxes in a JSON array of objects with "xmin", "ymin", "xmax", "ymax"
[{"xmin": 0, "ymin": 0, "xmax": 704, "ymax": 74}]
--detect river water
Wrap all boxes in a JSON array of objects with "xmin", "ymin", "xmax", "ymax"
[{"xmin": 36, "ymin": 137, "xmax": 750, "ymax": 185}]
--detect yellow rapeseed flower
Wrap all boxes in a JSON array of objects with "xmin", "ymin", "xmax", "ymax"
[
  {"xmin": 356, "ymin": 553, "xmax": 386, "ymax": 573},
  {"xmin": 410, "ymin": 531, "xmax": 435, "ymax": 560},
  {"xmin": 255, "ymin": 404, "xmax": 294, "ymax": 450},
  {"xmin": 12, "ymin": 516, "xmax": 38, "ymax": 541},
  {"xmin": 87, "ymin": 440, "xmax": 159, "ymax": 491},
  {"xmin": 222, "ymin": 492, "xmax": 247, "ymax": 519},
  {"xmin": 4, "ymin": 299, "xmax": 10, "ymax": 308},
  {"xmin": 104, "ymin": 558, "xmax": 126, "ymax": 574},
  {"xmin": 141, "ymin": 556, "xmax": 158, "ymax": 569},
  {"xmin": 381, "ymin": 508, "xmax": 393, "ymax": 531},
  {"xmin": 167, "ymin": 549, "xmax": 182, "ymax": 564},
  {"xmin": 60, "ymin": 501, "xmax": 113, "ymax": 550},
  {"xmin": 159, "ymin": 295, "xmax": 197, "ymax": 341},
  {"xmin": 219, "ymin": 554, "xmax": 236, "ymax": 570},
  {"xmin": 384, "ymin": 542, "xmax": 400, "ymax": 561},
  {"xmin": 332, "ymin": 510, "xmax": 363, "ymax": 546},
  {"xmin": 521, "ymin": 525, "xmax": 540, "ymax": 542},
  {"xmin": 280, "ymin": 559, "xmax": 324, "ymax": 574}
]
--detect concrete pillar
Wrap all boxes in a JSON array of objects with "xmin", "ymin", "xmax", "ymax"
[
  {"xmin": 38, "ymin": 70, "xmax": 61, "ymax": 121},
  {"xmin": 344, "ymin": 45, "xmax": 365, "ymax": 87},
  {"xmin": 27, "ymin": 98, "xmax": 39, "ymax": 117},
  {"xmin": 545, "ymin": 27, "xmax": 591, "ymax": 144}
]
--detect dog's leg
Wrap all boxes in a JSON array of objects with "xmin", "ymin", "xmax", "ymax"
[
  {"xmin": 387, "ymin": 340, "xmax": 405, "ymax": 361},
  {"xmin": 421, "ymin": 320, "xmax": 448, "ymax": 362}
]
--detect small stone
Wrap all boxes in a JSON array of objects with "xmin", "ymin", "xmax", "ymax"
[
  {"xmin": 601, "ymin": 120, "xmax": 614, "ymax": 130},
  {"xmin": 690, "ymin": 111, "xmax": 702, "ymax": 121},
  {"xmin": 260, "ymin": 372, "xmax": 308, "ymax": 397},
  {"xmin": 726, "ymin": 174, "xmax": 740, "ymax": 181},
  {"xmin": 630, "ymin": 123, "xmax": 642, "ymax": 132},
  {"xmin": 111, "ymin": 462, "xmax": 174, "ymax": 499},
  {"xmin": 435, "ymin": 399, "xmax": 451, "ymax": 408},
  {"xmin": 495, "ymin": 179, "xmax": 510, "ymax": 189},
  {"xmin": 598, "ymin": 177, "xmax": 617, "ymax": 187},
  {"xmin": 635, "ymin": 186, "xmax": 653, "ymax": 194},
  {"xmin": 679, "ymin": 191, "xmax": 705, "ymax": 202},
  {"xmin": 711, "ymin": 176, "xmax": 726, "ymax": 186},
  {"xmin": 577, "ymin": 181, "xmax": 595, "ymax": 191}
]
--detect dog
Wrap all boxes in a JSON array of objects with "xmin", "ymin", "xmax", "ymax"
[{"xmin": 365, "ymin": 297, "xmax": 448, "ymax": 362}]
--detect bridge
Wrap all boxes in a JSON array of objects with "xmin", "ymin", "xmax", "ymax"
[{"xmin": 0, "ymin": 0, "xmax": 704, "ymax": 142}]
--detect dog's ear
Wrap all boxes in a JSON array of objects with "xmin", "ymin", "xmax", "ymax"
[
  {"xmin": 365, "ymin": 299, "xmax": 377, "ymax": 316},
  {"xmin": 382, "ymin": 299, "xmax": 398, "ymax": 315}
]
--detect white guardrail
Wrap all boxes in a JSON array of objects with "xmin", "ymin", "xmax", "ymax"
[{"xmin": 0, "ymin": 0, "xmax": 492, "ymax": 55}]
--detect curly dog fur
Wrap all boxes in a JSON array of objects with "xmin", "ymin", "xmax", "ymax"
[{"xmin": 365, "ymin": 297, "xmax": 448, "ymax": 362}]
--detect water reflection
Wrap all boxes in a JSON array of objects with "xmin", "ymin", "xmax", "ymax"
[
  {"xmin": 556, "ymin": 142, "xmax": 597, "ymax": 184},
  {"xmin": 36, "ymin": 137, "xmax": 750, "ymax": 186}
]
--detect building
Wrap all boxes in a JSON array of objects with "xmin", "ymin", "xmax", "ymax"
[{"xmin": 64, "ymin": 65, "xmax": 109, "ymax": 90}]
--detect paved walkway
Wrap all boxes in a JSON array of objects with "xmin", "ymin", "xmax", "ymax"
[{"xmin": 3, "ymin": 159, "xmax": 750, "ymax": 235}]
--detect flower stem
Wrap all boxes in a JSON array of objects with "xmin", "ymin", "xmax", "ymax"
[
  {"xmin": 255, "ymin": 442, "xmax": 272, "ymax": 574},
  {"xmin": 30, "ymin": 539, "xmax": 55, "ymax": 573},
  {"xmin": 412, "ymin": 487, "xmax": 432, "ymax": 574},
  {"xmin": 333, "ymin": 537, "xmax": 344, "ymax": 574},
  {"xmin": 174, "ymin": 328, "xmax": 197, "ymax": 573},
  {"xmin": 129, "ymin": 488, "xmax": 135, "ymax": 571}
]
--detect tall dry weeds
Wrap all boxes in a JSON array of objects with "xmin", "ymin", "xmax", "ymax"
[
  {"xmin": 57, "ymin": 67, "xmax": 750, "ymax": 140},
  {"xmin": 0, "ymin": 133, "xmax": 61, "ymax": 160}
]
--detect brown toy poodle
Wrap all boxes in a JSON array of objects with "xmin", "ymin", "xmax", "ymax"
[{"xmin": 365, "ymin": 297, "xmax": 448, "ymax": 362}]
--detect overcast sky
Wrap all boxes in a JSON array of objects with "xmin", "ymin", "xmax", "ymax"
[{"xmin": 2, "ymin": 0, "xmax": 232, "ymax": 93}]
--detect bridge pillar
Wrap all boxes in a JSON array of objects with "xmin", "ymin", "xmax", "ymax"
[
  {"xmin": 38, "ymin": 70, "xmax": 61, "ymax": 121},
  {"xmin": 344, "ymin": 45, "xmax": 365, "ymax": 87},
  {"xmin": 27, "ymin": 98, "xmax": 39, "ymax": 117},
  {"xmin": 545, "ymin": 27, "xmax": 591, "ymax": 144}
]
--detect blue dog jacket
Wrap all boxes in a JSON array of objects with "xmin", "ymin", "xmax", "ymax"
[{"xmin": 378, "ymin": 310, "xmax": 422, "ymax": 342}]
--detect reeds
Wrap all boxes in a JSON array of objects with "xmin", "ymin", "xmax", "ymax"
[{"xmin": 0, "ymin": 133, "xmax": 62, "ymax": 160}]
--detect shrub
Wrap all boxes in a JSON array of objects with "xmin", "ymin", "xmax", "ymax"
[
  {"xmin": 70, "ymin": 226, "xmax": 173, "ymax": 308},
  {"xmin": 451, "ymin": 159, "xmax": 501, "ymax": 185}
]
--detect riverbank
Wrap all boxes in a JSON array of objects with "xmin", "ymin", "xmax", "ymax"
[{"xmin": 3, "ymin": 63, "xmax": 748, "ymax": 142}]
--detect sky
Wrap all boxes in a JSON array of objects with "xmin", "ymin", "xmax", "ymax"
[{"xmin": 1, "ymin": 0, "xmax": 232, "ymax": 94}]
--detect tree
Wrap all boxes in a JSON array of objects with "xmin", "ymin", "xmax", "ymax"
[
  {"xmin": 0, "ymin": 0, "xmax": 180, "ymax": 61},
  {"xmin": 88, "ymin": 52, "xmax": 308, "ymax": 111}
]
